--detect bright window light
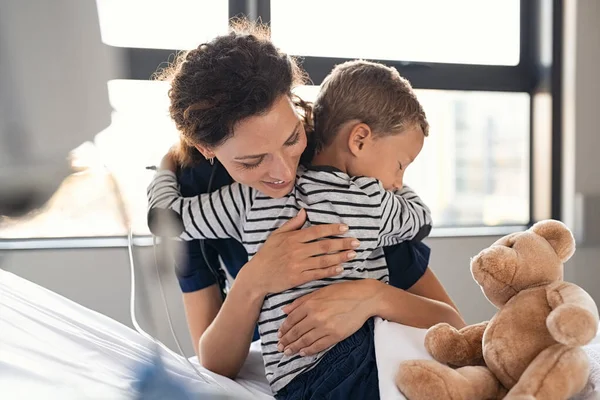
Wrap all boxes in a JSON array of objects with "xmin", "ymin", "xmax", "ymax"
[
  {"xmin": 95, "ymin": 0, "xmax": 229, "ymax": 49},
  {"xmin": 272, "ymin": 0, "xmax": 520, "ymax": 66}
]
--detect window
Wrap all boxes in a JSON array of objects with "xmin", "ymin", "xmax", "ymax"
[
  {"xmin": 0, "ymin": 162, "xmax": 128, "ymax": 239},
  {"xmin": 271, "ymin": 0, "xmax": 520, "ymax": 65},
  {"xmin": 283, "ymin": 0, "xmax": 551, "ymax": 229},
  {"xmin": 0, "ymin": 81, "xmax": 174, "ymax": 239},
  {"xmin": 1, "ymin": 0, "xmax": 559, "ymax": 242},
  {"xmin": 413, "ymin": 91, "xmax": 530, "ymax": 227},
  {"xmin": 95, "ymin": 0, "xmax": 229, "ymax": 49}
]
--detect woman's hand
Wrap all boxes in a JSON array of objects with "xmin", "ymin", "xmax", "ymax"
[
  {"xmin": 243, "ymin": 209, "xmax": 360, "ymax": 297},
  {"xmin": 198, "ymin": 209, "xmax": 358, "ymax": 379},
  {"xmin": 276, "ymin": 279, "xmax": 379, "ymax": 357}
]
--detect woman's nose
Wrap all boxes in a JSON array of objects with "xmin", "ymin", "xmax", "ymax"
[{"xmin": 271, "ymin": 153, "xmax": 295, "ymax": 182}]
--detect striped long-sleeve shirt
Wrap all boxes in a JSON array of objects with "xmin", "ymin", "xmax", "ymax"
[{"xmin": 147, "ymin": 165, "xmax": 432, "ymax": 393}]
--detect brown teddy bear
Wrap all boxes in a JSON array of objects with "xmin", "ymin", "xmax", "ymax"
[{"xmin": 396, "ymin": 220, "xmax": 599, "ymax": 400}]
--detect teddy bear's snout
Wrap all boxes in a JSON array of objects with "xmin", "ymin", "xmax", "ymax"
[
  {"xmin": 471, "ymin": 247, "xmax": 517, "ymax": 289},
  {"xmin": 471, "ymin": 250, "xmax": 520, "ymax": 307},
  {"xmin": 471, "ymin": 254, "xmax": 490, "ymax": 286}
]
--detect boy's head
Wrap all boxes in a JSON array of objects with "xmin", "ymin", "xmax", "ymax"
[{"xmin": 312, "ymin": 60, "xmax": 429, "ymax": 190}]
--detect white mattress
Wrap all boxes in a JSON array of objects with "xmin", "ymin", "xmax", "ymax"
[
  {"xmin": 0, "ymin": 268, "xmax": 273, "ymax": 399},
  {"xmin": 2, "ymin": 267, "xmax": 600, "ymax": 399}
]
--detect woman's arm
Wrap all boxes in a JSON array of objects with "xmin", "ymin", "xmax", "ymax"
[
  {"xmin": 405, "ymin": 267, "xmax": 461, "ymax": 314},
  {"xmin": 277, "ymin": 267, "xmax": 465, "ymax": 356},
  {"xmin": 372, "ymin": 272, "xmax": 466, "ymax": 329},
  {"xmin": 198, "ymin": 266, "xmax": 264, "ymax": 378},
  {"xmin": 182, "ymin": 284, "xmax": 222, "ymax": 357}
]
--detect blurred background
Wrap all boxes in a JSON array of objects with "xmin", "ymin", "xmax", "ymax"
[{"xmin": 1, "ymin": 0, "xmax": 598, "ymax": 356}]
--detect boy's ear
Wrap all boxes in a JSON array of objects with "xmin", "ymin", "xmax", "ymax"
[{"xmin": 347, "ymin": 123, "xmax": 373, "ymax": 157}]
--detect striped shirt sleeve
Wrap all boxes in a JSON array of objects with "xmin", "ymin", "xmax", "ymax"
[
  {"xmin": 377, "ymin": 185, "xmax": 432, "ymax": 247},
  {"xmin": 147, "ymin": 170, "xmax": 250, "ymax": 242}
]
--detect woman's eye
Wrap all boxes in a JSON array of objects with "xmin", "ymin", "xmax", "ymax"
[
  {"xmin": 241, "ymin": 160, "xmax": 263, "ymax": 170},
  {"xmin": 284, "ymin": 131, "xmax": 300, "ymax": 146},
  {"xmin": 398, "ymin": 161, "xmax": 403, "ymax": 171},
  {"xmin": 239, "ymin": 156, "xmax": 264, "ymax": 170}
]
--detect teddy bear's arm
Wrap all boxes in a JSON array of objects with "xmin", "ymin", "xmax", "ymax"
[
  {"xmin": 546, "ymin": 281, "xmax": 599, "ymax": 346},
  {"xmin": 424, "ymin": 321, "xmax": 488, "ymax": 367}
]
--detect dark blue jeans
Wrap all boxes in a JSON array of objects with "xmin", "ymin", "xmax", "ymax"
[{"xmin": 275, "ymin": 318, "xmax": 379, "ymax": 400}]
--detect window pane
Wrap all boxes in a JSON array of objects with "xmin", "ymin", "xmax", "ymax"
[
  {"xmin": 95, "ymin": 0, "xmax": 229, "ymax": 49},
  {"xmin": 0, "ymin": 160, "xmax": 128, "ymax": 239},
  {"xmin": 413, "ymin": 90, "xmax": 530, "ymax": 227},
  {"xmin": 294, "ymin": 86, "xmax": 531, "ymax": 227},
  {"xmin": 95, "ymin": 80, "xmax": 178, "ymax": 236},
  {"xmin": 272, "ymin": 0, "xmax": 520, "ymax": 66},
  {"xmin": 0, "ymin": 80, "xmax": 176, "ymax": 239}
]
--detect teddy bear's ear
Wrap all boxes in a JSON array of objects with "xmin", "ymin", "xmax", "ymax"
[{"xmin": 531, "ymin": 219, "xmax": 576, "ymax": 262}]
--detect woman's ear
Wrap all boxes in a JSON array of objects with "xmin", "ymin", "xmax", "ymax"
[
  {"xmin": 347, "ymin": 123, "xmax": 373, "ymax": 157},
  {"xmin": 194, "ymin": 144, "xmax": 215, "ymax": 160}
]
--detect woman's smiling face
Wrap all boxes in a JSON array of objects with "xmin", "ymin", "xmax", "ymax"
[{"xmin": 208, "ymin": 95, "xmax": 307, "ymax": 198}]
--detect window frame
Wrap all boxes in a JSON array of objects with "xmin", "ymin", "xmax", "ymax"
[{"xmin": 0, "ymin": 0, "xmax": 563, "ymax": 249}]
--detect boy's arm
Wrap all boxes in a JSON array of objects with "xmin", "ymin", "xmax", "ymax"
[
  {"xmin": 147, "ymin": 170, "xmax": 247, "ymax": 241},
  {"xmin": 378, "ymin": 184, "xmax": 432, "ymax": 245}
]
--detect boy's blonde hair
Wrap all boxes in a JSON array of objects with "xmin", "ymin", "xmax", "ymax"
[{"xmin": 312, "ymin": 60, "xmax": 429, "ymax": 152}]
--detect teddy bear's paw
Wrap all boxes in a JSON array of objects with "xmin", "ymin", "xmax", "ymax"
[
  {"xmin": 547, "ymin": 304, "xmax": 598, "ymax": 347},
  {"xmin": 396, "ymin": 360, "xmax": 467, "ymax": 400},
  {"xmin": 425, "ymin": 323, "xmax": 463, "ymax": 363}
]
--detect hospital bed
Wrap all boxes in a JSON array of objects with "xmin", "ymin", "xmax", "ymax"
[
  {"xmin": 2, "ymin": 268, "xmax": 600, "ymax": 400},
  {"xmin": 0, "ymin": 268, "xmax": 272, "ymax": 399}
]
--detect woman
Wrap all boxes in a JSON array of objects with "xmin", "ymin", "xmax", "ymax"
[{"xmin": 157, "ymin": 20, "xmax": 465, "ymax": 383}]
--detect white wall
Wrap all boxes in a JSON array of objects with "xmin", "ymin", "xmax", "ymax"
[{"xmin": 562, "ymin": 0, "xmax": 600, "ymax": 299}]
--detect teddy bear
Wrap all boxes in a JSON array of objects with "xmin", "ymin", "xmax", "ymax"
[{"xmin": 396, "ymin": 220, "xmax": 599, "ymax": 400}]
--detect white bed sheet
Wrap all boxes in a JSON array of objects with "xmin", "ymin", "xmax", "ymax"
[
  {"xmin": 0, "ymin": 269, "xmax": 273, "ymax": 400},
  {"xmin": 3, "ymin": 267, "xmax": 600, "ymax": 400}
]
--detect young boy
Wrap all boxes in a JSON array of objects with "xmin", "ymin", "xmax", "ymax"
[{"xmin": 147, "ymin": 60, "xmax": 431, "ymax": 397}]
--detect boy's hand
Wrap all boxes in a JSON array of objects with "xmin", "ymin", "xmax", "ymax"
[{"xmin": 159, "ymin": 149, "xmax": 178, "ymax": 173}]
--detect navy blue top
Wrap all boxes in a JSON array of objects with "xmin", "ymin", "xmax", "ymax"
[{"xmin": 172, "ymin": 162, "xmax": 431, "ymax": 340}]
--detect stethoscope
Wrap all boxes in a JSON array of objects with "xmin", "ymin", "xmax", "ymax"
[{"xmin": 200, "ymin": 161, "xmax": 229, "ymax": 301}]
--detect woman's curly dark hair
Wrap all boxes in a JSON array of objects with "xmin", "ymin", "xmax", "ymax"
[{"xmin": 156, "ymin": 19, "xmax": 313, "ymax": 166}]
